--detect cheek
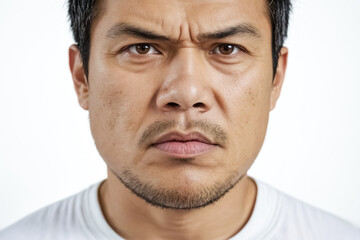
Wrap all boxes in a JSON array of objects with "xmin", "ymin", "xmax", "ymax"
[
  {"xmin": 89, "ymin": 80, "xmax": 126, "ymax": 132},
  {"xmin": 87, "ymin": 72, "xmax": 151, "ymax": 165},
  {"xmin": 223, "ymin": 69, "xmax": 272, "ymax": 165}
]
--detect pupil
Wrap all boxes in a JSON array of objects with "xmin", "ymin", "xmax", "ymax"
[
  {"xmin": 220, "ymin": 45, "xmax": 233, "ymax": 54},
  {"xmin": 136, "ymin": 44, "xmax": 150, "ymax": 54}
]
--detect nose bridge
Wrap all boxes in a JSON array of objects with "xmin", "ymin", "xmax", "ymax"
[
  {"xmin": 156, "ymin": 47, "xmax": 213, "ymax": 112},
  {"xmin": 172, "ymin": 47, "xmax": 196, "ymax": 78}
]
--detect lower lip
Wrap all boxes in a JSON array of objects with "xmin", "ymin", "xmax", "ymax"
[{"xmin": 152, "ymin": 141, "xmax": 216, "ymax": 158}]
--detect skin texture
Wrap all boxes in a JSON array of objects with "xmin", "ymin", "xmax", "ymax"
[{"xmin": 69, "ymin": 0, "xmax": 288, "ymax": 239}]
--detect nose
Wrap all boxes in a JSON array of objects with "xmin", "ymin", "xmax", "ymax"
[{"xmin": 156, "ymin": 49, "xmax": 214, "ymax": 113}]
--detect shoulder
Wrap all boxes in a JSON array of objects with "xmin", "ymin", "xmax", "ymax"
[
  {"xmin": 0, "ymin": 182, "xmax": 101, "ymax": 240},
  {"xmin": 256, "ymin": 180, "xmax": 360, "ymax": 240}
]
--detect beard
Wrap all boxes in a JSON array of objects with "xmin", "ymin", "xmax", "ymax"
[{"xmin": 112, "ymin": 167, "xmax": 245, "ymax": 210}]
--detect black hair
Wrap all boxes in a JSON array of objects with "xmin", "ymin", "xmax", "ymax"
[
  {"xmin": 68, "ymin": 0, "xmax": 291, "ymax": 77},
  {"xmin": 68, "ymin": 0, "xmax": 101, "ymax": 76},
  {"xmin": 267, "ymin": 0, "xmax": 292, "ymax": 75}
]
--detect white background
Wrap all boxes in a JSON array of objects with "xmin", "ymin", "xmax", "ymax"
[{"xmin": 0, "ymin": 0, "xmax": 360, "ymax": 229}]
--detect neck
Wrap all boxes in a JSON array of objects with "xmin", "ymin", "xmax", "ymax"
[{"xmin": 99, "ymin": 170, "xmax": 257, "ymax": 240}]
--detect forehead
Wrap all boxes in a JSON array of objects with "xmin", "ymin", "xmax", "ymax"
[{"xmin": 95, "ymin": 0, "xmax": 271, "ymax": 41}]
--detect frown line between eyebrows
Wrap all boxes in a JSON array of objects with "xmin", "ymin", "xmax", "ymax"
[{"xmin": 105, "ymin": 22, "xmax": 261, "ymax": 43}]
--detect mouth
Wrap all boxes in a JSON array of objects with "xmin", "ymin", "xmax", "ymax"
[{"xmin": 150, "ymin": 132, "xmax": 218, "ymax": 158}]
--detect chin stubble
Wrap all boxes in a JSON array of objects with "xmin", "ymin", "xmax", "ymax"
[{"xmin": 112, "ymin": 168, "xmax": 245, "ymax": 210}]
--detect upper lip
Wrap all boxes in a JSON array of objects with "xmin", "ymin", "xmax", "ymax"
[{"xmin": 151, "ymin": 132, "xmax": 217, "ymax": 146}]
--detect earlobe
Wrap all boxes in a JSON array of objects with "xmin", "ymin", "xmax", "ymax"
[
  {"xmin": 270, "ymin": 47, "xmax": 288, "ymax": 111},
  {"xmin": 69, "ymin": 44, "xmax": 89, "ymax": 110}
]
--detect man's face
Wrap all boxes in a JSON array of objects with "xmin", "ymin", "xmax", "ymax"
[{"xmin": 72, "ymin": 0, "xmax": 286, "ymax": 209}]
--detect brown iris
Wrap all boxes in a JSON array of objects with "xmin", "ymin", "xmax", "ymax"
[
  {"xmin": 218, "ymin": 44, "xmax": 235, "ymax": 55},
  {"xmin": 135, "ymin": 44, "xmax": 151, "ymax": 54}
]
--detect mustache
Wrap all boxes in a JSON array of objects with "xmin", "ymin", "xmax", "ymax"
[{"xmin": 138, "ymin": 120, "xmax": 227, "ymax": 147}]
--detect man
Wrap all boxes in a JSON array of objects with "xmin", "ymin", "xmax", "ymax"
[{"xmin": 0, "ymin": 0, "xmax": 359, "ymax": 239}]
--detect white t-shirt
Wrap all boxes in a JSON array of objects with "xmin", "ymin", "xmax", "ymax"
[{"xmin": 1, "ymin": 179, "xmax": 359, "ymax": 240}]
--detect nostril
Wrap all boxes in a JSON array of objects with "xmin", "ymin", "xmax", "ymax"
[
  {"xmin": 167, "ymin": 102, "xmax": 180, "ymax": 108},
  {"xmin": 193, "ymin": 102, "xmax": 205, "ymax": 108},
  {"xmin": 163, "ymin": 102, "xmax": 206, "ymax": 110}
]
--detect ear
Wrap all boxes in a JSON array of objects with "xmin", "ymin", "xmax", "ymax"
[
  {"xmin": 69, "ymin": 44, "xmax": 89, "ymax": 110},
  {"xmin": 270, "ymin": 47, "xmax": 288, "ymax": 111}
]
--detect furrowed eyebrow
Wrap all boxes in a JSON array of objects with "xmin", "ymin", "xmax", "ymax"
[
  {"xmin": 106, "ymin": 23, "xmax": 169, "ymax": 41},
  {"xmin": 197, "ymin": 24, "xmax": 261, "ymax": 41},
  {"xmin": 105, "ymin": 23, "xmax": 261, "ymax": 43}
]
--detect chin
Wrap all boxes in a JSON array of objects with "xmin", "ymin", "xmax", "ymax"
[{"xmin": 113, "ymin": 167, "xmax": 244, "ymax": 210}]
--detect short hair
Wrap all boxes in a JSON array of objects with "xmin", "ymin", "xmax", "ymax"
[{"xmin": 68, "ymin": 0, "xmax": 291, "ymax": 77}]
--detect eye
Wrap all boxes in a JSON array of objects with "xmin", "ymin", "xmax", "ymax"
[
  {"xmin": 128, "ymin": 44, "xmax": 160, "ymax": 55},
  {"xmin": 211, "ymin": 44, "xmax": 242, "ymax": 55}
]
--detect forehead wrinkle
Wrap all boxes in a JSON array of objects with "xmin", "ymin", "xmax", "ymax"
[
  {"xmin": 100, "ymin": 0, "xmax": 269, "ymax": 46},
  {"xmin": 102, "ymin": 2, "xmax": 200, "ymax": 44}
]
